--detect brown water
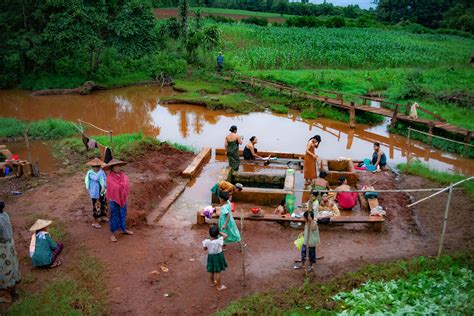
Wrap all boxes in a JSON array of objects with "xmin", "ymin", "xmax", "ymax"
[{"xmin": 1, "ymin": 85, "xmax": 473, "ymax": 176}]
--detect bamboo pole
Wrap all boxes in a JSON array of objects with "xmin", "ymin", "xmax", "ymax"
[
  {"xmin": 287, "ymin": 187, "xmax": 463, "ymax": 194},
  {"xmin": 240, "ymin": 208, "xmax": 246, "ymax": 288},
  {"xmin": 408, "ymin": 128, "xmax": 474, "ymax": 147},
  {"xmin": 304, "ymin": 210, "xmax": 311, "ymax": 276},
  {"xmin": 78, "ymin": 119, "xmax": 110, "ymax": 133},
  {"xmin": 407, "ymin": 177, "xmax": 473, "ymax": 208},
  {"xmin": 437, "ymin": 183, "xmax": 453, "ymax": 258},
  {"xmin": 407, "ymin": 128, "xmax": 411, "ymax": 165}
]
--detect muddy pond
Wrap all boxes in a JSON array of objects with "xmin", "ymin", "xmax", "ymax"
[{"xmin": 1, "ymin": 85, "xmax": 473, "ymax": 176}]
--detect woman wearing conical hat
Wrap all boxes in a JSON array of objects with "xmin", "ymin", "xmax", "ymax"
[
  {"xmin": 104, "ymin": 159, "xmax": 133, "ymax": 242},
  {"xmin": 29, "ymin": 219, "xmax": 63, "ymax": 268},
  {"xmin": 85, "ymin": 158, "xmax": 107, "ymax": 229}
]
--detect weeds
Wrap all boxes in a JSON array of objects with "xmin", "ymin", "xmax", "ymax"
[
  {"xmin": 397, "ymin": 161, "xmax": 474, "ymax": 200},
  {"xmin": 0, "ymin": 118, "xmax": 78, "ymax": 139}
]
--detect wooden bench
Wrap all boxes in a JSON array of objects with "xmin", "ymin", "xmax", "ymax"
[{"xmin": 196, "ymin": 211, "xmax": 384, "ymax": 232}]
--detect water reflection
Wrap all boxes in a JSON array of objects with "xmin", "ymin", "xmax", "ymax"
[{"xmin": 0, "ymin": 86, "xmax": 472, "ymax": 175}]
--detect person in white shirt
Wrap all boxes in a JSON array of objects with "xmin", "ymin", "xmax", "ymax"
[{"xmin": 202, "ymin": 225, "xmax": 228, "ymax": 291}]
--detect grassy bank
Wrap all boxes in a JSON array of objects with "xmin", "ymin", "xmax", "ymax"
[
  {"xmin": 58, "ymin": 132, "xmax": 194, "ymax": 163},
  {"xmin": 0, "ymin": 118, "xmax": 78, "ymax": 139},
  {"xmin": 398, "ymin": 161, "xmax": 474, "ymax": 200},
  {"xmin": 220, "ymin": 253, "xmax": 473, "ymax": 315}
]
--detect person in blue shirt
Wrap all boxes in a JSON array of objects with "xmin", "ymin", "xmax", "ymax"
[
  {"xmin": 85, "ymin": 158, "xmax": 107, "ymax": 228},
  {"xmin": 216, "ymin": 52, "xmax": 224, "ymax": 72},
  {"xmin": 371, "ymin": 142, "xmax": 388, "ymax": 171}
]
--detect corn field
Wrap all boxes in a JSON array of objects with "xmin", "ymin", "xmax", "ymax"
[{"xmin": 220, "ymin": 25, "xmax": 474, "ymax": 69}]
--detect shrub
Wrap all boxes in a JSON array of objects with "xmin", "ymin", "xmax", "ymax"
[
  {"xmin": 325, "ymin": 16, "xmax": 346, "ymax": 28},
  {"xmin": 269, "ymin": 104, "xmax": 289, "ymax": 114},
  {"xmin": 241, "ymin": 17, "xmax": 268, "ymax": 27},
  {"xmin": 207, "ymin": 15, "xmax": 235, "ymax": 24},
  {"xmin": 286, "ymin": 16, "xmax": 324, "ymax": 28}
]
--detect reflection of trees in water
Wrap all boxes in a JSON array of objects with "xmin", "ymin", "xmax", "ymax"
[
  {"xmin": 167, "ymin": 106, "xmax": 222, "ymax": 138},
  {"xmin": 111, "ymin": 94, "xmax": 160, "ymax": 136}
]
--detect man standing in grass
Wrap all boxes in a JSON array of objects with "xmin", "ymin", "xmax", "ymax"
[{"xmin": 216, "ymin": 51, "xmax": 224, "ymax": 72}]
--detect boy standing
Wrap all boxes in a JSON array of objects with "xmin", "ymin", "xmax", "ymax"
[{"xmin": 301, "ymin": 210, "xmax": 319, "ymax": 272}]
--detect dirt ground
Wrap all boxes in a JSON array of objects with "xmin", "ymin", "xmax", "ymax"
[
  {"xmin": 154, "ymin": 8, "xmax": 286, "ymax": 23},
  {"xmin": 2, "ymin": 161, "xmax": 473, "ymax": 315}
]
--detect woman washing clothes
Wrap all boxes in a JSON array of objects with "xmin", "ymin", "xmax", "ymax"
[
  {"xmin": 225, "ymin": 125, "xmax": 242, "ymax": 171},
  {"xmin": 85, "ymin": 158, "xmax": 108, "ymax": 229},
  {"xmin": 304, "ymin": 135, "xmax": 322, "ymax": 186},
  {"xmin": 371, "ymin": 142, "xmax": 388, "ymax": 171},
  {"xmin": 335, "ymin": 176, "xmax": 358, "ymax": 210},
  {"xmin": 318, "ymin": 193, "xmax": 340, "ymax": 217},
  {"xmin": 243, "ymin": 136, "xmax": 270, "ymax": 161}
]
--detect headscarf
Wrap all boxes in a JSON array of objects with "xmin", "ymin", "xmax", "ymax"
[{"xmin": 106, "ymin": 171, "xmax": 130, "ymax": 208}]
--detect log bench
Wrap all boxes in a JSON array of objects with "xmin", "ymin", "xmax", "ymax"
[{"xmin": 196, "ymin": 211, "xmax": 384, "ymax": 232}]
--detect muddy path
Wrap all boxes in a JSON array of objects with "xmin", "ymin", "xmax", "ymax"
[{"xmin": 3, "ymin": 163, "xmax": 473, "ymax": 314}]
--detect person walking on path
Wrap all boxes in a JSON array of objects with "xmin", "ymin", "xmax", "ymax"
[
  {"xmin": 85, "ymin": 158, "xmax": 108, "ymax": 229},
  {"xmin": 216, "ymin": 52, "xmax": 224, "ymax": 72},
  {"xmin": 225, "ymin": 125, "xmax": 243, "ymax": 172},
  {"xmin": 0, "ymin": 201, "xmax": 21, "ymax": 303},
  {"xmin": 105, "ymin": 159, "xmax": 133, "ymax": 242},
  {"xmin": 217, "ymin": 192, "xmax": 241, "ymax": 249},
  {"xmin": 29, "ymin": 219, "xmax": 64, "ymax": 268},
  {"xmin": 202, "ymin": 225, "xmax": 228, "ymax": 291},
  {"xmin": 304, "ymin": 135, "xmax": 321, "ymax": 186}
]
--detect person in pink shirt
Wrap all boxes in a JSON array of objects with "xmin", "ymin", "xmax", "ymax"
[{"xmin": 335, "ymin": 176, "xmax": 357, "ymax": 210}]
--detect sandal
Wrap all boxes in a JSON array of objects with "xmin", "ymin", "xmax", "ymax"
[
  {"xmin": 50, "ymin": 259, "xmax": 62, "ymax": 268},
  {"xmin": 122, "ymin": 230, "xmax": 134, "ymax": 235},
  {"xmin": 92, "ymin": 223, "xmax": 101, "ymax": 229},
  {"xmin": 110, "ymin": 235, "xmax": 118, "ymax": 242},
  {"xmin": 216, "ymin": 285, "xmax": 227, "ymax": 291}
]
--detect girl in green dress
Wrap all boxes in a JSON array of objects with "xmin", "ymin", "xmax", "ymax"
[
  {"xmin": 218, "ymin": 192, "xmax": 241, "ymax": 247},
  {"xmin": 202, "ymin": 225, "xmax": 228, "ymax": 291},
  {"xmin": 225, "ymin": 125, "xmax": 242, "ymax": 171}
]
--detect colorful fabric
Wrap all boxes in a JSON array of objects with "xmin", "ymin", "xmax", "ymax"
[
  {"xmin": 85, "ymin": 169, "xmax": 106, "ymax": 199},
  {"xmin": 202, "ymin": 206, "xmax": 215, "ymax": 220},
  {"xmin": 207, "ymin": 252, "xmax": 227, "ymax": 273},
  {"xmin": 218, "ymin": 202, "xmax": 241, "ymax": 244},
  {"xmin": 304, "ymin": 220, "xmax": 320, "ymax": 247},
  {"xmin": 304, "ymin": 142, "xmax": 316, "ymax": 180},
  {"xmin": 30, "ymin": 232, "xmax": 58, "ymax": 267},
  {"xmin": 226, "ymin": 140, "xmax": 240, "ymax": 171},
  {"xmin": 0, "ymin": 212, "xmax": 21, "ymax": 289},
  {"xmin": 319, "ymin": 201, "xmax": 340, "ymax": 216},
  {"xmin": 337, "ymin": 192, "xmax": 358, "ymax": 210},
  {"xmin": 106, "ymin": 171, "xmax": 129, "ymax": 208},
  {"xmin": 219, "ymin": 181, "xmax": 234, "ymax": 193},
  {"xmin": 210, "ymin": 183, "xmax": 221, "ymax": 198},
  {"xmin": 0, "ymin": 212, "xmax": 13, "ymax": 241},
  {"xmin": 92, "ymin": 195, "xmax": 107, "ymax": 218},
  {"xmin": 109, "ymin": 201, "xmax": 127, "ymax": 233}
]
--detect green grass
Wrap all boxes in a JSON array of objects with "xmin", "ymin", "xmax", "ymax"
[
  {"xmin": 219, "ymin": 253, "xmax": 473, "ymax": 315},
  {"xmin": 269, "ymin": 104, "xmax": 289, "ymax": 114},
  {"xmin": 58, "ymin": 132, "xmax": 194, "ymax": 163},
  {"xmin": 397, "ymin": 161, "xmax": 474, "ymax": 200},
  {"xmin": 8, "ymin": 251, "xmax": 107, "ymax": 316},
  {"xmin": 0, "ymin": 118, "xmax": 78, "ymax": 139},
  {"xmin": 221, "ymin": 25, "xmax": 473, "ymax": 69}
]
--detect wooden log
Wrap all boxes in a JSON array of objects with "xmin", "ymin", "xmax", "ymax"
[{"xmin": 405, "ymin": 101, "xmax": 410, "ymax": 115}]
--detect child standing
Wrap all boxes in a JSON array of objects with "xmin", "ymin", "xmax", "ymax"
[
  {"xmin": 301, "ymin": 210, "xmax": 319, "ymax": 272},
  {"xmin": 202, "ymin": 225, "xmax": 228, "ymax": 291}
]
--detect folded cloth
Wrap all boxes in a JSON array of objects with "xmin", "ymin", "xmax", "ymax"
[
  {"xmin": 202, "ymin": 206, "xmax": 215, "ymax": 219},
  {"xmin": 370, "ymin": 206, "xmax": 386, "ymax": 216}
]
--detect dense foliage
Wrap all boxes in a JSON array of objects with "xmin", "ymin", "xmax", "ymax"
[
  {"xmin": 220, "ymin": 24, "xmax": 473, "ymax": 69},
  {"xmin": 0, "ymin": 118, "xmax": 78, "ymax": 139},
  {"xmin": 333, "ymin": 264, "xmax": 474, "ymax": 315},
  {"xmin": 0, "ymin": 0, "xmax": 220, "ymax": 89}
]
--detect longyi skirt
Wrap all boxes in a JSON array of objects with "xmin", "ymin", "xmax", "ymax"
[{"xmin": 207, "ymin": 252, "xmax": 227, "ymax": 273}]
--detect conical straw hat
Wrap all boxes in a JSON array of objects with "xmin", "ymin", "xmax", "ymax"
[
  {"xmin": 103, "ymin": 159, "xmax": 127, "ymax": 170},
  {"xmin": 29, "ymin": 219, "xmax": 52, "ymax": 232},
  {"xmin": 86, "ymin": 158, "xmax": 106, "ymax": 167}
]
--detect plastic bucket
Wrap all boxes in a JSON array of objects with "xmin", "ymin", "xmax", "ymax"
[{"xmin": 285, "ymin": 194, "xmax": 296, "ymax": 214}]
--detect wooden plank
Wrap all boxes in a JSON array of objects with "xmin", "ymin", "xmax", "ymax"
[{"xmin": 182, "ymin": 147, "xmax": 211, "ymax": 178}]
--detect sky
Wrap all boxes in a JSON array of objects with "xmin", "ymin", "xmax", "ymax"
[{"xmin": 307, "ymin": 0, "xmax": 376, "ymax": 9}]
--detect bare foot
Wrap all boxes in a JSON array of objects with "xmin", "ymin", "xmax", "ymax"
[
  {"xmin": 92, "ymin": 223, "xmax": 101, "ymax": 229},
  {"xmin": 110, "ymin": 235, "xmax": 118, "ymax": 242},
  {"xmin": 216, "ymin": 285, "xmax": 227, "ymax": 291},
  {"xmin": 50, "ymin": 259, "xmax": 62, "ymax": 268}
]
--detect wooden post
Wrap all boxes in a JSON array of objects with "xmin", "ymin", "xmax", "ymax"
[
  {"xmin": 437, "ymin": 183, "xmax": 453, "ymax": 258},
  {"xmin": 349, "ymin": 102, "xmax": 356, "ymax": 129},
  {"xmin": 464, "ymin": 132, "xmax": 472, "ymax": 155},
  {"xmin": 240, "ymin": 208, "xmax": 246, "ymax": 288},
  {"xmin": 362, "ymin": 98, "xmax": 367, "ymax": 106},
  {"xmin": 340, "ymin": 95, "xmax": 344, "ymax": 106},
  {"xmin": 390, "ymin": 104, "xmax": 399, "ymax": 128},
  {"xmin": 109, "ymin": 130, "xmax": 114, "ymax": 151},
  {"xmin": 428, "ymin": 122, "xmax": 434, "ymax": 146},
  {"xmin": 407, "ymin": 129, "xmax": 411, "ymax": 165},
  {"xmin": 346, "ymin": 130, "xmax": 354, "ymax": 150},
  {"xmin": 405, "ymin": 101, "xmax": 410, "ymax": 115}
]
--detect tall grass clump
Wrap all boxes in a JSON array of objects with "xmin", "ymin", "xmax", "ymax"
[
  {"xmin": 0, "ymin": 118, "xmax": 78, "ymax": 139},
  {"xmin": 0, "ymin": 118, "xmax": 26, "ymax": 138},
  {"xmin": 398, "ymin": 161, "xmax": 474, "ymax": 200}
]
